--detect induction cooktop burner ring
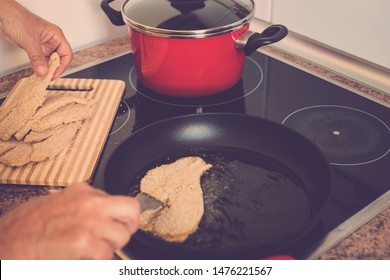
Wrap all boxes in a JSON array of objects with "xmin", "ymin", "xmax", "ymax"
[
  {"xmin": 128, "ymin": 56, "xmax": 263, "ymax": 107},
  {"xmin": 282, "ymin": 105, "xmax": 390, "ymax": 166},
  {"xmin": 108, "ymin": 100, "xmax": 131, "ymax": 135}
]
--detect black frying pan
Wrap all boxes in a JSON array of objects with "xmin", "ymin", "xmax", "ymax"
[{"xmin": 104, "ymin": 113, "xmax": 331, "ymax": 259}]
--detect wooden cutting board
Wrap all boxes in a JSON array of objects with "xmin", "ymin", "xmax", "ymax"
[{"xmin": 0, "ymin": 78, "xmax": 125, "ymax": 186}]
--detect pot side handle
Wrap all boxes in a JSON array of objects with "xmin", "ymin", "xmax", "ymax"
[
  {"xmin": 101, "ymin": 0, "xmax": 125, "ymax": 26},
  {"xmin": 239, "ymin": 24, "xmax": 288, "ymax": 56}
]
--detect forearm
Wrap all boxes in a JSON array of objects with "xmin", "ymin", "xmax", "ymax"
[
  {"xmin": 0, "ymin": 0, "xmax": 33, "ymax": 39},
  {"xmin": 0, "ymin": 1, "xmax": 18, "ymax": 26},
  {"xmin": 0, "ymin": 0, "xmax": 12, "ymax": 33}
]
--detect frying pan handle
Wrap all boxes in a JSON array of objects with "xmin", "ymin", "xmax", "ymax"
[
  {"xmin": 101, "ymin": 0, "xmax": 125, "ymax": 26},
  {"xmin": 236, "ymin": 25, "xmax": 288, "ymax": 56},
  {"xmin": 263, "ymin": 255, "xmax": 296, "ymax": 260}
]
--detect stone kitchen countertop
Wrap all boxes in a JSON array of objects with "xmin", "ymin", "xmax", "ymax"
[{"xmin": 0, "ymin": 35, "xmax": 389, "ymax": 260}]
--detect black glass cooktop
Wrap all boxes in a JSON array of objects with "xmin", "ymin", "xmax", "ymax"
[{"xmin": 67, "ymin": 51, "xmax": 390, "ymax": 259}]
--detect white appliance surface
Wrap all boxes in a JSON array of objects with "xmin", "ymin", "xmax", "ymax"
[{"xmin": 268, "ymin": 0, "xmax": 390, "ymax": 71}]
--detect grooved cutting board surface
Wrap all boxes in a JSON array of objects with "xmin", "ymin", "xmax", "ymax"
[{"xmin": 0, "ymin": 78, "xmax": 125, "ymax": 186}]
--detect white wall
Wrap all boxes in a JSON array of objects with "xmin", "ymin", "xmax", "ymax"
[
  {"xmin": 255, "ymin": 0, "xmax": 390, "ymax": 70},
  {"xmin": 254, "ymin": 0, "xmax": 272, "ymax": 22},
  {"xmin": 0, "ymin": 0, "xmax": 127, "ymax": 76}
]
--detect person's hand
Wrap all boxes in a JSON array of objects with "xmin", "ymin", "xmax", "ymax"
[
  {"xmin": 0, "ymin": 182, "xmax": 140, "ymax": 260},
  {"xmin": 0, "ymin": 0, "xmax": 73, "ymax": 79}
]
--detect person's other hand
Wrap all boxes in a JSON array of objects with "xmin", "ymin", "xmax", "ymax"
[
  {"xmin": 0, "ymin": 0, "xmax": 73, "ymax": 79},
  {"xmin": 0, "ymin": 182, "xmax": 140, "ymax": 259}
]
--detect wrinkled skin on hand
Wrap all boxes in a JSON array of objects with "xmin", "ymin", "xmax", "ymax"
[
  {"xmin": 0, "ymin": 0, "xmax": 73, "ymax": 79},
  {"xmin": 0, "ymin": 183, "xmax": 140, "ymax": 260}
]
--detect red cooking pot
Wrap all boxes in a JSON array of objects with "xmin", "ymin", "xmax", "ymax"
[{"xmin": 101, "ymin": 0, "xmax": 288, "ymax": 97}]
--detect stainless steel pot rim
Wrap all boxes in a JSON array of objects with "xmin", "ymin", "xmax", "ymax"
[{"xmin": 121, "ymin": 1, "xmax": 255, "ymax": 38}]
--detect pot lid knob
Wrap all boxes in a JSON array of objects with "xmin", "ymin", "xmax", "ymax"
[{"xmin": 122, "ymin": 0, "xmax": 255, "ymax": 36}]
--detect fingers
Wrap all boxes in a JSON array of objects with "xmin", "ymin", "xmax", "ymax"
[
  {"xmin": 102, "ymin": 195, "xmax": 141, "ymax": 228},
  {"xmin": 44, "ymin": 230, "xmax": 115, "ymax": 260},
  {"xmin": 27, "ymin": 36, "xmax": 73, "ymax": 79},
  {"xmin": 83, "ymin": 189, "xmax": 141, "ymax": 245},
  {"xmin": 96, "ymin": 218, "xmax": 134, "ymax": 250},
  {"xmin": 28, "ymin": 45, "xmax": 73, "ymax": 79},
  {"xmin": 28, "ymin": 51, "xmax": 49, "ymax": 77},
  {"xmin": 64, "ymin": 183, "xmax": 141, "ymax": 256},
  {"xmin": 67, "ymin": 183, "xmax": 141, "ymax": 225},
  {"xmin": 51, "ymin": 29, "xmax": 74, "ymax": 80},
  {"xmin": 52, "ymin": 52, "xmax": 73, "ymax": 80},
  {"xmin": 66, "ymin": 213, "xmax": 137, "ymax": 259}
]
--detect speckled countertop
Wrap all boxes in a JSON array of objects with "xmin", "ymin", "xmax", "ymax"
[{"xmin": 0, "ymin": 35, "xmax": 389, "ymax": 260}]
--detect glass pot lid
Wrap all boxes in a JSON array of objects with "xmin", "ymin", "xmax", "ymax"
[{"xmin": 121, "ymin": 0, "xmax": 255, "ymax": 38}]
